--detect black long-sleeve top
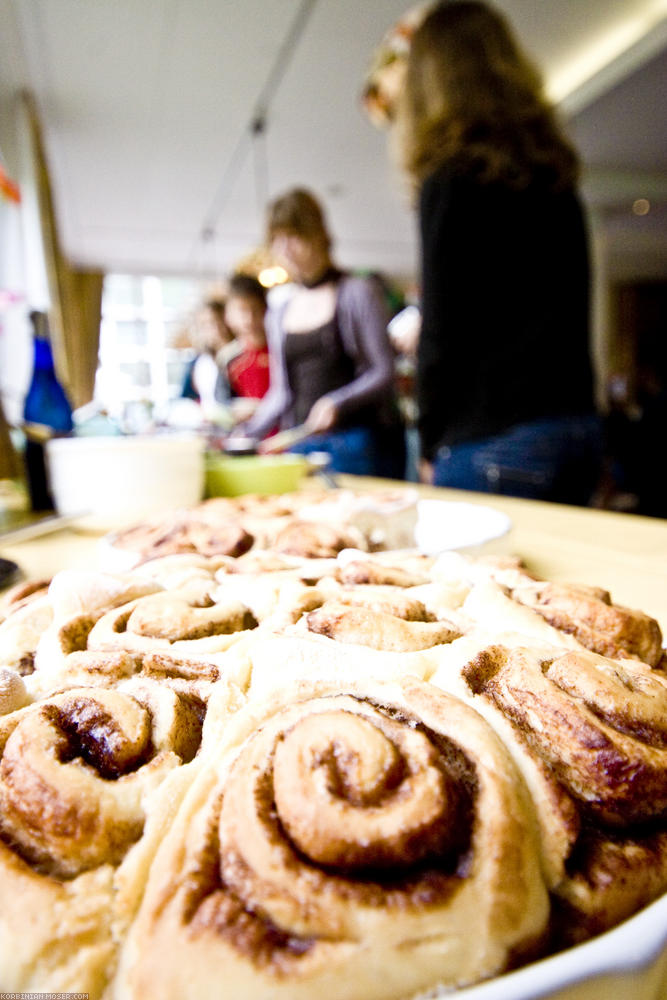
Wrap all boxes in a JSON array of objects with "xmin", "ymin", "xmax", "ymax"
[{"xmin": 417, "ymin": 164, "xmax": 596, "ymax": 461}]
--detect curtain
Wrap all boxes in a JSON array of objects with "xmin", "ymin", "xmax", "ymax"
[
  {"xmin": 21, "ymin": 90, "xmax": 104, "ymax": 410},
  {"xmin": 0, "ymin": 159, "xmax": 22, "ymax": 478},
  {"xmin": 0, "ymin": 400, "xmax": 22, "ymax": 479}
]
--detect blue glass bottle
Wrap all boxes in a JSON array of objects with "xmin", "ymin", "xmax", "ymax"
[{"xmin": 23, "ymin": 311, "xmax": 73, "ymax": 509}]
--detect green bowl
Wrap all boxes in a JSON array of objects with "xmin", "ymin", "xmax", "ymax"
[{"xmin": 204, "ymin": 453, "xmax": 309, "ymax": 497}]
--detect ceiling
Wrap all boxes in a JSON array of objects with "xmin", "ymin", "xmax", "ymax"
[{"xmin": 1, "ymin": 0, "xmax": 666, "ymax": 285}]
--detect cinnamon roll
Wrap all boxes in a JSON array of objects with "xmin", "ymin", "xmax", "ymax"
[
  {"xmin": 75, "ymin": 588, "xmax": 258, "ymax": 659},
  {"xmin": 431, "ymin": 641, "xmax": 667, "ymax": 942},
  {"xmin": 305, "ymin": 602, "xmax": 462, "ymax": 652},
  {"xmin": 459, "ymin": 645, "xmax": 667, "ymax": 826},
  {"xmin": 23, "ymin": 576, "xmax": 256, "ymax": 701},
  {"xmin": 0, "ymin": 680, "xmax": 211, "ymax": 994},
  {"xmin": 0, "ymin": 590, "xmax": 53, "ymax": 677},
  {"xmin": 511, "ymin": 580, "xmax": 664, "ymax": 666},
  {"xmin": 106, "ymin": 512, "xmax": 254, "ymax": 567},
  {"xmin": 0, "ymin": 685, "xmax": 196, "ymax": 878},
  {"xmin": 0, "ymin": 666, "xmax": 29, "ymax": 715},
  {"xmin": 3, "ymin": 570, "xmax": 162, "ymax": 696},
  {"xmin": 116, "ymin": 677, "xmax": 548, "ymax": 999},
  {"xmin": 239, "ymin": 631, "xmax": 436, "ymax": 704},
  {"xmin": 0, "ymin": 577, "xmax": 51, "ymax": 623},
  {"xmin": 272, "ymin": 519, "xmax": 368, "ymax": 558},
  {"xmin": 336, "ymin": 557, "xmax": 430, "ymax": 589},
  {"xmin": 320, "ymin": 584, "xmax": 437, "ymax": 622}
]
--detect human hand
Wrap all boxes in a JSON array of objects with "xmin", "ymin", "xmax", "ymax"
[
  {"xmin": 388, "ymin": 305, "xmax": 421, "ymax": 357},
  {"xmin": 257, "ymin": 435, "xmax": 282, "ymax": 454},
  {"xmin": 306, "ymin": 397, "xmax": 338, "ymax": 434},
  {"xmin": 418, "ymin": 458, "xmax": 434, "ymax": 485}
]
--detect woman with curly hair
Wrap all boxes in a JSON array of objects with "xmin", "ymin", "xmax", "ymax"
[{"xmin": 393, "ymin": 1, "xmax": 601, "ymax": 503}]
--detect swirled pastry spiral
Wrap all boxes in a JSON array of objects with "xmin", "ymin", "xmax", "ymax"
[
  {"xmin": 511, "ymin": 580, "xmax": 664, "ymax": 666},
  {"xmin": 431, "ymin": 640, "xmax": 667, "ymax": 944},
  {"xmin": 306, "ymin": 602, "xmax": 463, "ymax": 652},
  {"xmin": 116, "ymin": 677, "xmax": 548, "ymax": 999},
  {"xmin": 271, "ymin": 519, "xmax": 368, "ymax": 558},
  {"xmin": 0, "ymin": 679, "xmax": 214, "ymax": 995},
  {"xmin": 1, "ymin": 569, "xmax": 162, "ymax": 697},
  {"xmin": 24, "ymin": 569, "xmax": 253, "ymax": 700},
  {"xmin": 0, "ymin": 685, "xmax": 195, "ymax": 878},
  {"xmin": 58, "ymin": 587, "xmax": 259, "ymax": 663},
  {"xmin": 459, "ymin": 645, "xmax": 667, "ymax": 827}
]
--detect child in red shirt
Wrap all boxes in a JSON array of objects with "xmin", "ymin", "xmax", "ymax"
[{"xmin": 224, "ymin": 274, "xmax": 271, "ymax": 401}]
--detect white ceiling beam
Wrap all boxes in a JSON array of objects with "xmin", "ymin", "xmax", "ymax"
[{"xmin": 554, "ymin": 8, "xmax": 667, "ymax": 114}]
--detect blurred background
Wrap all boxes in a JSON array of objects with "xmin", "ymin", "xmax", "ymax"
[{"xmin": 1, "ymin": 0, "xmax": 666, "ymax": 507}]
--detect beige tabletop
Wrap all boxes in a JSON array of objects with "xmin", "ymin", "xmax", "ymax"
[
  {"xmin": 2, "ymin": 477, "xmax": 666, "ymax": 635},
  {"xmin": 389, "ymin": 479, "xmax": 667, "ymax": 629}
]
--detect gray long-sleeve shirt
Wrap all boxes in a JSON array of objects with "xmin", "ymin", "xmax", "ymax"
[{"xmin": 245, "ymin": 273, "xmax": 400, "ymax": 438}]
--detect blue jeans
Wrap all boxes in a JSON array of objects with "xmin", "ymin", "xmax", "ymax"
[
  {"xmin": 432, "ymin": 416, "xmax": 602, "ymax": 505},
  {"xmin": 289, "ymin": 425, "xmax": 406, "ymax": 479}
]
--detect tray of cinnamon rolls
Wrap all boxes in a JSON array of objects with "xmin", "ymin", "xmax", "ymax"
[{"xmin": 0, "ymin": 486, "xmax": 666, "ymax": 999}]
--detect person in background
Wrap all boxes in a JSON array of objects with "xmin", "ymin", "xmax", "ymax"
[
  {"xmin": 223, "ymin": 274, "xmax": 271, "ymax": 404},
  {"xmin": 391, "ymin": 0, "xmax": 601, "ymax": 504},
  {"xmin": 181, "ymin": 298, "xmax": 236, "ymax": 408},
  {"xmin": 241, "ymin": 187, "xmax": 405, "ymax": 479}
]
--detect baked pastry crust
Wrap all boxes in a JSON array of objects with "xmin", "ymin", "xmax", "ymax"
[
  {"xmin": 430, "ymin": 640, "xmax": 667, "ymax": 945},
  {"xmin": 0, "ymin": 678, "xmax": 220, "ymax": 994},
  {"xmin": 115, "ymin": 677, "xmax": 548, "ymax": 999},
  {"xmin": 102, "ymin": 487, "xmax": 419, "ymax": 567},
  {"xmin": 0, "ymin": 490, "xmax": 665, "ymax": 997}
]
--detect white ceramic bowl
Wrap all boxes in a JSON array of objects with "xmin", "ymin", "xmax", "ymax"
[
  {"xmin": 450, "ymin": 890, "xmax": 667, "ymax": 1000},
  {"xmin": 46, "ymin": 433, "xmax": 205, "ymax": 528}
]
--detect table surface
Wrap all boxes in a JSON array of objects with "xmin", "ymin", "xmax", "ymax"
[{"xmin": 1, "ymin": 476, "xmax": 666, "ymax": 634}]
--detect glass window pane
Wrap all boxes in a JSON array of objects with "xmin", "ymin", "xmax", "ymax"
[
  {"xmin": 120, "ymin": 361, "xmax": 151, "ymax": 387},
  {"xmin": 103, "ymin": 274, "xmax": 144, "ymax": 307},
  {"xmin": 97, "ymin": 273, "xmax": 212, "ymax": 413},
  {"xmin": 116, "ymin": 320, "xmax": 148, "ymax": 348},
  {"xmin": 161, "ymin": 277, "xmax": 202, "ymax": 310}
]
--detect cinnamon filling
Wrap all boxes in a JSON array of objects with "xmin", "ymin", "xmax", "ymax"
[
  {"xmin": 183, "ymin": 701, "xmax": 477, "ymax": 968},
  {"xmin": 51, "ymin": 700, "xmax": 152, "ymax": 779},
  {"xmin": 58, "ymin": 613, "xmax": 99, "ymax": 653}
]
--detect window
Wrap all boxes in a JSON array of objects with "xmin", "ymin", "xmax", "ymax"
[{"xmin": 95, "ymin": 274, "xmax": 204, "ymax": 422}]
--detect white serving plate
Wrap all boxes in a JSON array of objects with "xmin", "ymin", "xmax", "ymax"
[
  {"xmin": 415, "ymin": 499, "xmax": 512, "ymax": 554},
  {"xmin": 448, "ymin": 890, "xmax": 667, "ymax": 1000}
]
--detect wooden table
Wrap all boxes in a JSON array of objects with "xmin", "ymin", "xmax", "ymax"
[{"xmin": 2, "ymin": 478, "xmax": 666, "ymax": 635}]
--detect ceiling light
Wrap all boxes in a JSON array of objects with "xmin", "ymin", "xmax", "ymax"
[
  {"xmin": 258, "ymin": 266, "xmax": 289, "ymax": 288},
  {"xmin": 632, "ymin": 198, "xmax": 651, "ymax": 216},
  {"xmin": 548, "ymin": 3, "xmax": 667, "ymax": 108}
]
